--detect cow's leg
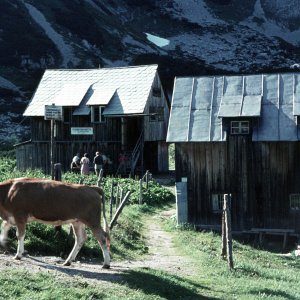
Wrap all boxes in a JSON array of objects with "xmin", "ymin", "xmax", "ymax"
[
  {"xmin": 90, "ymin": 226, "xmax": 110, "ymax": 269},
  {"xmin": 63, "ymin": 221, "xmax": 87, "ymax": 266},
  {"xmin": 0, "ymin": 221, "xmax": 12, "ymax": 247},
  {"xmin": 14, "ymin": 222, "xmax": 26, "ymax": 260}
]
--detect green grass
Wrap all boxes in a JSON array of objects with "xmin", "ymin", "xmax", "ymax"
[
  {"xmin": 1, "ymin": 158, "xmax": 300, "ymax": 299},
  {"xmin": 162, "ymin": 217, "xmax": 300, "ymax": 299},
  {"xmin": 3, "ymin": 214, "xmax": 299, "ymax": 299}
]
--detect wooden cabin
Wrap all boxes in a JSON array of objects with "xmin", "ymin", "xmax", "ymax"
[
  {"xmin": 167, "ymin": 73, "xmax": 300, "ymax": 234},
  {"xmin": 16, "ymin": 65, "xmax": 169, "ymax": 175}
]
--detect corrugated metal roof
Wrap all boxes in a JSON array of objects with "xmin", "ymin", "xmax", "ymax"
[
  {"xmin": 167, "ymin": 73, "xmax": 300, "ymax": 142},
  {"xmin": 23, "ymin": 65, "xmax": 158, "ymax": 117}
]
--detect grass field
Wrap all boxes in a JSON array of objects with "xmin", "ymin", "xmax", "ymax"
[
  {"xmin": 1, "ymin": 210, "xmax": 300, "ymax": 299},
  {"xmin": 0, "ymin": 158, "xmax": 299, "ymax": 299}
]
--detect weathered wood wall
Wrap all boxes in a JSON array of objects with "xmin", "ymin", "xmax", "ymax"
[
  {"xmin": 144, "ymin": 74, "xmax": 169, "ymax": 142},
  {"xmin": 16, "ymin": 110, "xmax": 169, "ymax": 174},
  {"xmin": 175, "ymin": 138, "xmax": 300, "ymax": 232}
]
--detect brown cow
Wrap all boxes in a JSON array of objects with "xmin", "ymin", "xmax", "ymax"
[{"xmin": 0, "ymin": 178, "xmax": 110, "ymax": 268}]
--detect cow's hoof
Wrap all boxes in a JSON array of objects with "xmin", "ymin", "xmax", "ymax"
[
  {"xmin": 102, "ymin": 264, "xmax": 110, "ymax": 269},
  {"xmin": 63, "ymin": 261, "xmax": 71, "ymax": 266},
  {"xmin": 13, "ymin": 255, "xmax": 22, "ymax": 260}
]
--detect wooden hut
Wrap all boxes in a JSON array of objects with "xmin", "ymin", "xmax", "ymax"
[
  {"xmin": 167, "ymin": 73, "xmax": 300, "ymax": 234},
  {"xmin": 16, "ymin": 65, "xmax": 169, "ymax": 175}
]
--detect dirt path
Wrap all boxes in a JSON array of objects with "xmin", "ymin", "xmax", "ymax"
[
  {"xmin": 112, "ymin": 209, "xmax": 195, "ymax": 277},
  {"xmin": 0, "ymin": 209, "xmax": 195, "ymax": 282}
]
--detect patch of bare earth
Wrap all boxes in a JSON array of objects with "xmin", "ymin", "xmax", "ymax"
[
  {"xmin": 113, "ymin": 209, "xmax": 196, "ymax": 277},
  {"xmin": 0, "ymin": 209, "xmax": 196, "ymax": 282}
]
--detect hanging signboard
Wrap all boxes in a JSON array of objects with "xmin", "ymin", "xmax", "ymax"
[
  {"xmin": 71, "ymin": 127, "xmax": 93, "ymax": 135},
  {"xmin": 45, "ymin": 105, "xmax": 63, "ymax": 120}
]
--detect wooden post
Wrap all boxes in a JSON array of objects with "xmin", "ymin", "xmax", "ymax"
[
  {"xmin": 110, "ymin": 180, "xmax": 115, "ymax": 220},
  {"xmin": 54, "ymin": 163, "xmax": 62, "ymax": 181},
  {"xmin": 54, "ymin": 163, "xmax": 62, "ymax": 232},
  {"xmin": 109, "ymin": 191, "xmax": 131, "ymax": 230},
  {"xmin": 139, "ymin": 178, "xmax": 143, "ymax": 204},
  {"xmin": 224, "ymin": 194, "xmax": 234, "ymax": 270},
  {"xmin": 221, "ymin": 206, "xmax": 226, "ymax": 258},
  {"xmin": 140, "ymin": 130, "xmax": 144, "ymax": 176},
  {"xmin": 146, "ymin": 170, "xmax": 149, "ymax": 190},
  {"xmin": 97, "ymin": 169, "xmax": 104, "ymax": 187},
  {"xmin": 50, "ymin": 119, "xmax": 55, "ymax": 179},
  {"xmin": 116, "ymin": 185, "xmax": 120, "ymax": 208},
  {"xmin": 121, "ymin": 188, "xmax": 124, "ymax": 206}
]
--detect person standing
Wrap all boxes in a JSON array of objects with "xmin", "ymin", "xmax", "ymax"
[
  {"xmin": 93, "ymin": 151, "xmax": 103, "ymax": 176},
  {"xmin": 80, "ymin": 153, "xmax": 90, "ymax": 175},
  {"xmin": 70, "ymin": 153, "xmax": 80, "ymax": 173}
]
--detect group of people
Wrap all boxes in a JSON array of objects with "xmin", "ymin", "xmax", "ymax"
[{"xmin": 70, "ymin": 151, "xmax": 108, "ymax": 176}]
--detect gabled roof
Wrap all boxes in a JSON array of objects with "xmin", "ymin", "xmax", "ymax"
[
  {"xmin": 167, "ymin": 73, "xmax": 300, "ymax": 142},
  {"xmin": 23, "ymin": 65, "xmax": 158, "ymax": 117}
]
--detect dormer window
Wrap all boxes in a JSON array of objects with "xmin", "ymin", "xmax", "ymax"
[
  {"xmin": 91, "ymin": 106, "xmax": 106, "ymax": 123},
  {"xmin": 231, "ymin": 120, "xmax": 249, "ymax": 135}
]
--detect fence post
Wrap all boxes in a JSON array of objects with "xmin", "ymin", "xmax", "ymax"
[
  {"xmin": 116, "ymin": 184, "xmax": 120, "ymax": 207},
  {"xmin": 221, "ymin": 206, "xmax": 226, "ymax": 258},
  {"xmin": 224, "ymin": 194, "xmax": 234, "ymax": 270},
  {"xmin": 54, "ymin": 163, "xmax": 62, "ymax": 181},
  {"xmin": 54, "ymin": 163, "xmax": 62, "ymax": 233},
  {"xmin": 97, "ymin": 168, "xmax": 104, "ymax": 187},
  {"xmin": 139, "ymin": 178, "xmax": 143, "ymax": 204},
  {"xmin": 145, "ymin": 170, "xmax": 149, "ymax": 190},
  {"xmin": 110, "ymin": 180, "xmax": 115, "ymax": 220}
]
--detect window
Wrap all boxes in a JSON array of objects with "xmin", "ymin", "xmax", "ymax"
[
  {"xmin": 212, "ymin": 194, "xmax": 224, "ymax": 212},
  {"xmin": 91, "ymin": 106, "xmax": 106, "ymax": 123},
  {"xmin": 152, "ymin": 87, "xmax": 161, "ymax": 98},
  {"xmin": 290, "ymin": 194, "xmax": 300, "ymax": 210},
  {"xmin": 212, "ymin": 194, "xmax": 231, "ymax": 213},
  {"xmin": 149, "ymin": 106, "xmax": 164, "ymax": 122},
  {"xmin": 63, "ymin": 107, "xmax": 72, "ymax": 123},
  {"xmin": 231, "ymin": 120, "xmax": 249, "ymax": 135}
]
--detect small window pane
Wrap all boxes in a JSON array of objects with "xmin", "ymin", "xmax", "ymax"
[
  {"xmin": 241, "ymin": 127, "xmax": 249, "ymax": 134},
  {"xmin": 231, "ymin": 120, "xmax": 249, "ymax": 135},
  {"xmin": 212, "ymin": 194, "xmax": 223, "ymax": 212},
  {"xmin": 99, "ymin": 106, "xmax": 106, "ymax": 123},
  {"xmin": 63, "ymin": 107, "xmax": 71, "ymax": 123},
  {"xmin": 149, "ymin": 106, "xmax": 164, "ymax": 122},
  {"xmin": 290, "ymin": 194, "xmax": 300, "ymax": 210},
  {"xmin": 92, "ymin": 106, "xmax": 106, "ymax": 123}
]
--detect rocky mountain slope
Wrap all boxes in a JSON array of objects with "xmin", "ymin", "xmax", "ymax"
[{"xmin": 1, "ymin": 0, "xmax": 300, "ymax": 144}]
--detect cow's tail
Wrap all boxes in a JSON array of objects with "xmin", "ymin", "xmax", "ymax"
[{"xmin": 100, "ymin": 189, "xmax": 111, "ymax": 251}]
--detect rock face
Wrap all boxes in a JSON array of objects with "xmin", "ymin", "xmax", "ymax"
[{"xmin": 1, "ymin": 0, "xmax": 300, "ymax": 143}]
